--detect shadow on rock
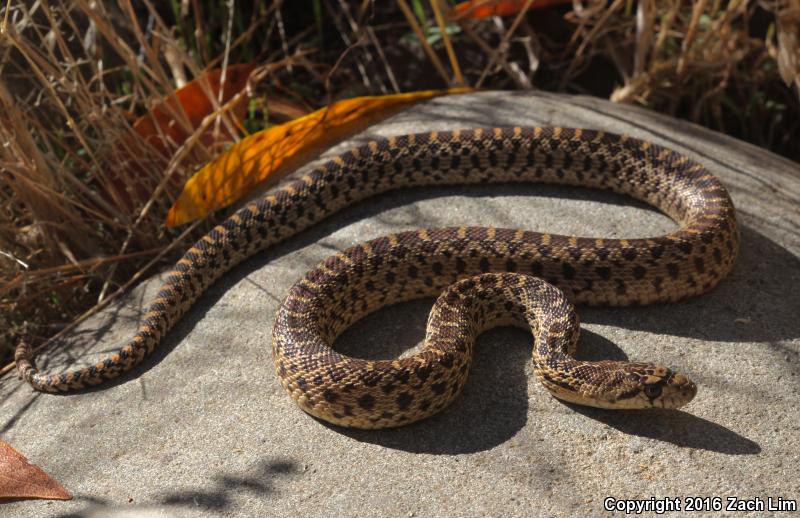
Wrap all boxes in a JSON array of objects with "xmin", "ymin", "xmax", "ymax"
[
  {"xmin": 580, "ymin": 225, "xmax": 800, "ymax": 344},
  {"xmin": 157, "ymin": 458, "xmax": 298, "ymax": 510},
  {"xmin": 55, "ymin": 458, "xmax": 299, "ymax": 518},
  {"xmin": 566, "ymin": 403, "xmax": 761, "ymax": 455}
]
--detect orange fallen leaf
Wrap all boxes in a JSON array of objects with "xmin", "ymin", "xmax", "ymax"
[
  {"xmin": 166, "ymin": 87, "xmax": 473, "ymax": 227},
  {"xmin": 132, "ymin": 63, "xmax": 257, "ymax": 158},
  {"xmin": 452, "ymin": 0, "xmax": 573, "ymax": 19},
  {"xmin": 105, "ymin": 63, "xmax": 259, "ymax": 213},
  {"xmin": 0, "ymin": 441, "xmax": 71, "ymax": 502}
]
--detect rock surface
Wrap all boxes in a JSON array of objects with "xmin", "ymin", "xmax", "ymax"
[{"xmin": 2, "ymin": 91, "xmax": 799, "ymax": 517}]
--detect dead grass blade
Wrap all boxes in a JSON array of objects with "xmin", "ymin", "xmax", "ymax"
[{"xmin": 396, "ymin": 0, "xmax": 453, "ymax": 84}]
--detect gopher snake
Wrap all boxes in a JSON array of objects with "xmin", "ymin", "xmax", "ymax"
[{"xmin": 17, "ymin": 127, "xmax": 738, "ymax": 429}]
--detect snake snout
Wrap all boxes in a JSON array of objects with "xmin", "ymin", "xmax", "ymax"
[
  {"xmin": 624, "ymin": 364, "xmax": 698, "ymax": 409},
  {"xmin": 660, "ymin": 373, "xmax": 697, "ymax": 409}
]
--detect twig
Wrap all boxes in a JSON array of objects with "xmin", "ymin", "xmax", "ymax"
[
  {"xmin": 0, "ymin": 250, "xmax": 28, "ymax": 269},
  {"xmin": 559, "ymin": 0, "xmax": 627, "ymax": 90},
  {"xmin": 1, "ymin": 0, "xmax": 11, "ymax": 34},
  {"xmin": 396, "ymin": 0, "xmax": 452, "ymax": 85},
  {"xmin": 476, "ymin": 0, "xmax": 536, "ymax": 88},
  {"xmin": 677, "ymin": 0, "xmax": 709, "ymax": 77},
  {"xmin": 429, "ymin": 0, "xmax": 464, "ymax": 86},
  {"xmin": 366, "ymin": 26, "xmax": 400, "ymax": 93}
]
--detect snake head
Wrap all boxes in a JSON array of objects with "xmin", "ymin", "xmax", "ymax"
[
  {"xmin": 612, "ymin": 363, "xmax": 697, "ymax": 409},
  {"xmin": 543, "ymin": 361, "xmax": 697, "ymax": 410}
]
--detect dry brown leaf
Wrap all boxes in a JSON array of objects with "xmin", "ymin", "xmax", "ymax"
[{"xmin": 0, "ymin": 441, "xmax": 71, "ymax": 502}]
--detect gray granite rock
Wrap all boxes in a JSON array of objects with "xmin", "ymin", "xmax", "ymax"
[{"xmin": 2, "ymin": 91, "xmax": 799, "ymax": 517}]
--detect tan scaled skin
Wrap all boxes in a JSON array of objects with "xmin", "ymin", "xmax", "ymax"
[
  {"xmin": 270, "ymin": 128, "xmax": 735, "ymax": 428},
  {"xmin": 275, "ymin": 271, "xmax": 701, "ymax": 428}
]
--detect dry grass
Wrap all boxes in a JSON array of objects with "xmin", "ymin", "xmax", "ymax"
[
  {"xmin": 1, "ymin": 0, "xmax": 798, "ymax": 372},
  {"xmin": 0, "ymin": 1, "xmax": 298, "ymax": 366}
]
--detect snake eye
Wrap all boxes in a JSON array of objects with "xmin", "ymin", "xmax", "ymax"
[{"xmin": 644, "ymin": 384, "xmax": 663, "ymax": 399}]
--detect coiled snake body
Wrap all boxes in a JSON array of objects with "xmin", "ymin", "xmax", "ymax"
[{"xmin": 17, "ymin": 127, "xmax": 738, "ymax": 429}]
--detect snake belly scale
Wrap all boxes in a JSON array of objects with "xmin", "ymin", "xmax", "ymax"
[{"xmin": 17, "ymin": 127, "xmax": 738, "ymax": 429}]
